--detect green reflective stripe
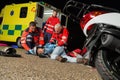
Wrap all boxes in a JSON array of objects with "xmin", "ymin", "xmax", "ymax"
[
  {"xmin": 3, "ymin": 25, "xmax": 9, "ymax": 30},
  {"xmin": 8, "ymin": 30, "xmax": 14, "ymax": 35},
  {"xmin": 15, "ymin": 25, "xmax": 22, "ymax": 30}
]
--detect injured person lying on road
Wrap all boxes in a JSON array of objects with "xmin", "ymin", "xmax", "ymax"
[{"xmin": 32, "ymin": 45, "xmax": 88, "ymax": 65}]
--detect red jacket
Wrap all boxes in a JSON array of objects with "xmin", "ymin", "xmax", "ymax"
[
  {"xmin": 67, "ymin": 48, "xmax": 87, "ymax": 57},
  {"xmin": 49, "ymin": 28, "xmax": 69, "ymax": 46},
  {"xmin": 44, "ymin": 16, "xmax": 60, "ymax": 34},
  {"xmin": 21, "ymin": 27, "xmax": 44, "ymax": 51},
  {"xmin": 67, "ymin": 49, "xmax": 81, "ymax": 57}
]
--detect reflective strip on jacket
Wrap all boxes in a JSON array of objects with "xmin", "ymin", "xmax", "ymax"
[{"xmin": 44, "ymin": 16, "xmax": 60, "ymax": 34}]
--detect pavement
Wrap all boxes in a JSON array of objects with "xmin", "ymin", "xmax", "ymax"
[{"xmin": 0, "ymin": 47, "xmax": 102, "ymax": 80}]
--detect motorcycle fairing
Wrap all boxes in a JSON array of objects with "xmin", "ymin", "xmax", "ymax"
[{"xmin": 83, "ymin": 13, "xmax": 120, "ymax": 36}]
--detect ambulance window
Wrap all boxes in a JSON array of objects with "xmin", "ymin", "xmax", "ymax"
[
  {"xmin": 37, "ymin": 5, "xmax": 44, "ymax": 18},
  {"xmin": 0, "ymin": 17, "xmax": 3, "ymax": 24},
  {"xmin": 20, "ymin": 7, "xmax": 28, "ymax": 18}
]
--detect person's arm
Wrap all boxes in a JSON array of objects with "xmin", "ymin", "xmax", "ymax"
[
  {"xmin": 49, "ymin": 33, "xmax": 56, "ymax": 44},
  {"xmin": 21, "ymin": 31, "xmax": 31, "ymax": 51},
  {"xmin": 58, "ymin": 28, "xmax": 69, "ymax": 46},
  {"xmin": 39, "ymin": 30, "xmax": 44, "ymax": 46}
]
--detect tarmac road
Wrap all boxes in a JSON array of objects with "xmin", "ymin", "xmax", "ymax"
[{"xmin": 0, "ymin": 47, "xmax": 102, "ymax": 80}]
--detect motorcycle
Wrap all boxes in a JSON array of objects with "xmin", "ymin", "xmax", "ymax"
[{"xmin": 63, "ymin": 0, "xmax": 120, "ymax": 80}]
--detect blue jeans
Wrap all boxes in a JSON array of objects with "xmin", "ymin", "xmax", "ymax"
[
  {"xmin": 44, "ymin": 32, "xmax": 52, "ymax": 44},
  {"xmin": 26, "ymin": 41, "xmax": 35, "ymax": 49},
  {"xmin": 50, "ymin": 46, "xmax": 77, "ymax": 63},
  {"xmin": 44, "ymin": 43, "xmax": 56, "ymax": 55}
]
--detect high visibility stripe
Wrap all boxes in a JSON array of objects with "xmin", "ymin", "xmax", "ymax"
[
  {"xmin": 46, "ymin": 28, "xmax": 53, "ymax": 31},
  {"xmin": 46, "ymin": 24, "xmax": 54, "ymax": 28},
  {"xmin": 61, "ymin": 40, "xmax": 66, "ymax": 43},
  {"xmin": 62, "ymin": 36, "xmax": 67, "ymax": 39},
  {"xmin": 27, "ymin": 35, "xmax": 32, "ymax": 38},
  {"xmin": 21, "ymin": 40, "xmax": 26, "ymax": 43},
  {"xmin": 21, "ymin": 37, "xmax": 26, "ymax": 39},
  {"xmin": 26, "ymin": 39, "xmax": 32, "ymax": 42},
  {"xmin": 39, "ymin": 37, "xmax": 44, "ymax": 40}
]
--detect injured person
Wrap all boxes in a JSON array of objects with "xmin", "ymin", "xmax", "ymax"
[
  {"xmin": 32, "ymin": 44, "xmax": 88, "ymax": 64},
  {"xmin": 50, "ymin": 46, "xmax": 88, "ymax": 64}
]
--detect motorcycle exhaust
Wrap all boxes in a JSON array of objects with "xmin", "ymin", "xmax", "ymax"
[{"xmin": 101, "ymin": 34, "xmax": 120, "ymax": 53}]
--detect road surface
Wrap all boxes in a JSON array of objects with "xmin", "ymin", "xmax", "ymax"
[{"xmin": 0, "ymin": 47, "xmax": 102, "ymax": 80}]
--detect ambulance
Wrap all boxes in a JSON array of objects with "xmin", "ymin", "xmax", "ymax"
[{"xmin": 0, "ymin": 1, "xmax": 67, "ymax": 47}]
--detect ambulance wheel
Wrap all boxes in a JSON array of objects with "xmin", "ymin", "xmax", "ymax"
[{"xmin": 16, "ymin": 37, "xmax": 22, "ymax": 48}]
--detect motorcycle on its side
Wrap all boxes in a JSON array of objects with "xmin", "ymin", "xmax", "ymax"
[{"xmin": 63, "ymin": 0, "xmax": 120, "ymax": 80}]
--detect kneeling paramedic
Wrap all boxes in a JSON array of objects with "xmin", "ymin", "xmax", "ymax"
[
  {"xmin": 21, "ymin": 21, "xmax": 44, "ymax": 54},
  {"xmin": 49, "ymin": 23, "xmax": 69, "ymax": 61}
]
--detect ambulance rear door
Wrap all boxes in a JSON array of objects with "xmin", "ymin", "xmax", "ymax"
[{"xmin": 35, "ymin": 3, "xmax": 44, "ymax": 28}]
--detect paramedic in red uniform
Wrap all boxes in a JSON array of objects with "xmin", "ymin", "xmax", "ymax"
[
  {"xmin": 49, "ymin": 23, "xmax": 68, "ymax": 46},
  {"xmin": 50, "ymin": 23, "xmax": 69, "ymax": 59},
  {"xmin": 43, "ymin": 10, "xmax": 60, "ymax": 43},
  {"xmin": 50, "ymin": 24, "xmax": 88, "ymax": 63},
  {"xmin": 21, "ymin": 21, "xmax": 44, "ymax": 54}
]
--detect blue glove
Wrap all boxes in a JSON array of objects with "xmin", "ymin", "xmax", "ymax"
[{"xmin": 28, "ymin": 49, "xmax": 34, "ymax": 54}]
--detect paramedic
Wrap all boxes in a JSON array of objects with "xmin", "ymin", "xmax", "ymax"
[
  {"xmin": 21, "ymin": 21, "xmax": 44, "ymax": 54},
  {"xmin": 43, "ymin": 10, "xmax": 60, "ymax": 43}
]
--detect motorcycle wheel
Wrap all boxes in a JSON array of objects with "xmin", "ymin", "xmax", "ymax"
[{"xmin": 95, "ymin": 50, "xmax": 120, "ymax": 80}]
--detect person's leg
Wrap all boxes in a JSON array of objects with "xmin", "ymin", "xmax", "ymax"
[
  {"xmin": 76, "ymin": 54, "xmax": 83, "ymax": 58},
  {"xmin": 44, "ymin": 32, "xmax": 48, "ymax": 44},
  {"xmin": 26, "ymin": 34, "xmax": 35, "ymax": 49},
  {"xmin": 47, "ymin": 32, "xmax": 52, "ymax": 42},
  {"xmin": 50, "ymin": 46, "xmax": 64, "ymax": 59},
  {"xmin": 44, "ymin": 32, "xmax": 52, "ymax": 43},
  {"xmin": 61, "ymin": 52, "xmax": 77, "ymax": 63},
  {"xmin": 44, "ymin": 43, "xmax": 56, "ymax": 55},
  {"xmin": 26, "ymin": 34, "xmax": 35, "ymax": 54}
]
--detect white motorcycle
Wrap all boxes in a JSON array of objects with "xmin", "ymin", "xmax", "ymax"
[{"xmin": 63, "ymin": 0, "xmax": 120, "ymax": 80}]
